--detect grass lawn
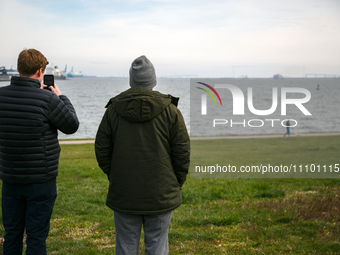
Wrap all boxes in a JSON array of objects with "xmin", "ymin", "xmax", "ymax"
[{"xmin": 0, "ymin": 135, "xmax": 340, "ymax": 254}]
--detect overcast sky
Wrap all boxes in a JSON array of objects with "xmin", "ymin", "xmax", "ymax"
[{"xmin": 1, "ymin": 0, "xmax": 339, "ymax": 77}]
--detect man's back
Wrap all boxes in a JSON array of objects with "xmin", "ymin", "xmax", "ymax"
[
  {"xmin": 95, "ymin": 86, "xmax": 190, "ymax": 215},
  {"xmin": 0, "ymin": 76, "xmax": 79, "ymax": 184}
]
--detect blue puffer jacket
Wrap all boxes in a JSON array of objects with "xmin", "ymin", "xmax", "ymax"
[{"xmin": 0, "ymin": 76, "xmax": 79, "ymax": 184}]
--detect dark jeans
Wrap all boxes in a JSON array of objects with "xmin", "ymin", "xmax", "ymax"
[
  {"xmin": 284, "ymin": 127, "xmax": 290, "ymax": 137},
  {"xmin": 1, "ymin": 179, "xmax": 57, "ymax": 255}
]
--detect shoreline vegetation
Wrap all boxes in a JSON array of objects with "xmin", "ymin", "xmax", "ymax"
[{"xmin": 1, "ymin": 135, "xmax": 340, "ymax": 254}]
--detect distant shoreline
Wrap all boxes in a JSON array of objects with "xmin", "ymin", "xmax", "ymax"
[{"xmin": 2, "ymin": 77, "xmax": 340, "ymax": 82}]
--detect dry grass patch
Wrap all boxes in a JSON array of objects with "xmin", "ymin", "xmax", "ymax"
[
  {"xmin": 255, "ymin": 186, "xmax": 340, "ymax": 221},
  {"xmin": 49, "ymin": 218, "xmax": 115, "ymax": 248}
]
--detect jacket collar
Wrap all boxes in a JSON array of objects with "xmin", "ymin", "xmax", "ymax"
[
  {"xmin": 105, "ymin": 87, "xmax": 179, "ymax": 108},
  {"xmin": 10, "ymin": 76, "xmax": 41, "ymax": 89}
]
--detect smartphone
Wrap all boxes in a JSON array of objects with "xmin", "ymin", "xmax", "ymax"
[{"xmin": 43, "ymin": 74, "xmax": 54, "ymax": 88}]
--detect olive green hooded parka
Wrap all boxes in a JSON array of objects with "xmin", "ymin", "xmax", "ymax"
[{"xmin": 95, "ymin": 87, "xmax": 190, "ymax": 215}]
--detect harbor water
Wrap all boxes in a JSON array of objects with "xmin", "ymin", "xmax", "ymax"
[{"xmin": 1, "ymin": 77, "xmax": 339, "ymax": 139}]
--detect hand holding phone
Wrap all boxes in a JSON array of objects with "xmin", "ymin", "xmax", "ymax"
[
  {"xmin": 49, "ymin": 83, "xmax": 62, "ymax": 96},
  {"xmin": 43, "ymin": 74, "xmax": 54, "ymax": 88},
  {"xmin": 42, "ymin": 74, "xmax": 61, "ymax": 95}
]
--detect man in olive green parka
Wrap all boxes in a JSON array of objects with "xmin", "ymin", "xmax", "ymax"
[{"xmin": 95, "ymin": 55, "xmax": 190, "ymax": 255}]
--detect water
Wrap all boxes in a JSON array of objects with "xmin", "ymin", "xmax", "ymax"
[
  {"xmin": 1, "ymin": 77, "xmax": 339, "ymax": 139},
  {"xmin": 55, "ymin": 78, "xmax": 191, "ymax": 139}
]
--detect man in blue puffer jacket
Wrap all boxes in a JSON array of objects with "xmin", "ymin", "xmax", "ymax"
[{"xmin": 0, "ymin": 49, "xmax": 79, "ymax": 255}]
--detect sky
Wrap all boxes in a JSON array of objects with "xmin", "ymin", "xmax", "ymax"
[{"xmin": 1, "ymin": 0, "xmax": 340, "ymax": 78}]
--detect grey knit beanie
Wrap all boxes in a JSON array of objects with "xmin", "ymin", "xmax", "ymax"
[{"xmin": 129, "ymin": 55, "xmax": 157, "ymax": 90}]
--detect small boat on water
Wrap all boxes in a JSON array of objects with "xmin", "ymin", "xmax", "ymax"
[
  {"xmin": 67, "ymin": 66, "xmax": 84, "ymax": 78},
  {"xmin": 0, "ymin": 66, "xmax": 19, "ymax": 81}
]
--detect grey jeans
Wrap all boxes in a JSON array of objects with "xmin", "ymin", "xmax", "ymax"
[{"xmin": 113, "ymin": 211, "xmax": 172, "ymax": 255}]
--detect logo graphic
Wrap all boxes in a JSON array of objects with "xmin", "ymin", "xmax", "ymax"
[
  {"xmin": 197, "ymin": 83, "xmax": 311, "ymax": 116},
  {"xmin": 196, "ymin": 82, "xmax": 222, "ymax": 106},
  {"xmin": 196, "ymin": 82, "xmax": 222, "ymax": 115}
]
